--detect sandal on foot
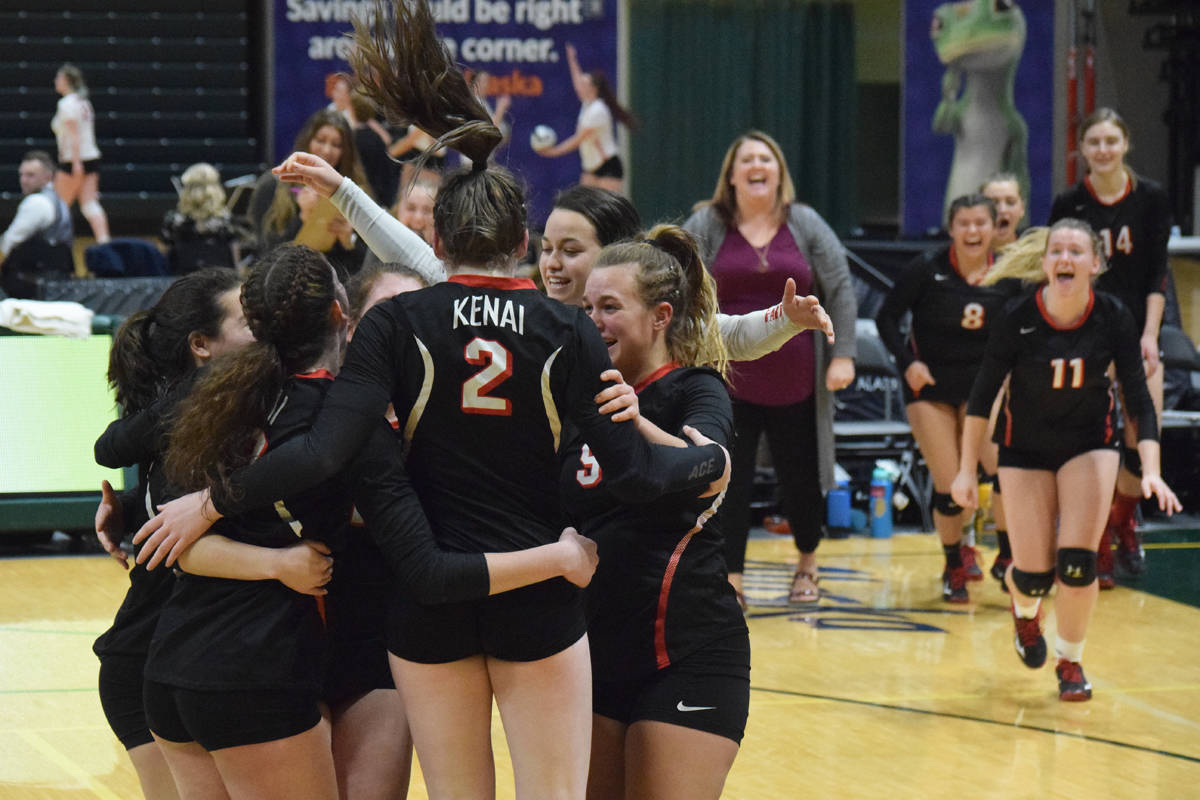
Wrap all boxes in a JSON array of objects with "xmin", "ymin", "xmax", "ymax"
[{"xmin": 789, "ymin": 570, "xmax": 820, "ymax": 603}]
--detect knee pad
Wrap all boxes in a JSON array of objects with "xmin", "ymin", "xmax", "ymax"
[
  {"xmin": 983, "ymin": 472, "xmax": 1000, "ymax": 492},
  {"xmin": 1121, "ymin": 445, "xmax": 1142, "ymax": 479},
  {"xmin": 81, "ymin": 199, "xmax": 104, "ymax": 218},
  {"xmin": 1010, "ymin": 566, "xmax": 1056, "ymax": 597},
  {"xmin": 1057, "ymin": 548, "xmax": 1097, "ymax": 587},
  {"xmin": 932, "ymin": 491, "xmax": 963, "ymax": 517}
]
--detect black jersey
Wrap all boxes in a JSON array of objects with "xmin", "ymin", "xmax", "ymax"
[
  {"xmin": 92, "ymin": 381, "xmax": 196, "ymax": 661},
  {"xmin": 212, "ymin": 275, "xmax": 727, "ymax": 556},
  {"xmin": 144, "ymin": 375, "xmax": 354, "ymax": 692},
  {"xmin": 1049, "ymin": 175, "xmax": 1171, "ymax": 331},
  {"xmin": 967, "ymin": 289, "xmax": 1159, "ymax": 455},
  {"xmin": 559, "ymin": 365, "xmax": 746, "ymax": 681},
  {"xmin": 143, "ymin": 372, "xmax": 491, "ymax": 693},
  {"xmin": 876, "ymin": 246, "xmax": 1020, "ymax": 373}
]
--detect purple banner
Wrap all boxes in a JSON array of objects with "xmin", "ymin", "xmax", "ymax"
[
  {"xmin": 273, "ymin": 0, "xmax": 618, "ymax": 224},
  {"xmin": 903, "ymin": 0, "xmax": 1054, "ymax": 236}
]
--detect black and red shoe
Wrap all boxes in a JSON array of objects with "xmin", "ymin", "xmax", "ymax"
[
  {"xmin": 1056, "ymin": 659, "xmax": 1092, "ymax": 701},
  {"xmin": 990, "ymin": 555, "xmax": 1012, "ymax": 592},
  {"xmin": 961, "ymin": 544, "xmax": 984, "ymax": 582},
  {"xmin": 942, "ymin": 566, "xmax": 969, "ymax": 604},
  {"xmin": 1096, "ymin": 527, "xmax": 1116, "ymax": 590},
  {"xmin": 1114, "ymin": 519, "xmax": 1146, "ymax": 577},
  {"xmin": 1012, "ymin": 605, "xmax": 1046, "ymax": 669}
]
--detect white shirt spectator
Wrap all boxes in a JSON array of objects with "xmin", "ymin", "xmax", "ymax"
[
  {"xmin": 1, "ymin": 188, "xmax": 58, "ymax": 257},
  {"xmin": 51, "ymin": 92, "xmax": 101, "ymax": 162},
  {"xmin": 576, "ymin": 99, "xmax": 617, "ymax": 172}
]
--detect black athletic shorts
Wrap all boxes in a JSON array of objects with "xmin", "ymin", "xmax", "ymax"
[
  {"xmin": 387, "ymin": 577, "xmax": 586, "ymax": 664},
  {"xmin": 902, "ymin": 363, "xmax": 975, "ymax": 408},
  {"xmin": 592, "ymin": 632, "xmax": 750, "ymax": 744},
  {"xmin": 57, "ymin": 158, "xmax": 100, "ymax": 175},
  {"xmin": 998, "ymin": 441, "xmax": 1119, "ymax": 473},
  {"xmin": 143, "ymin": 679, "xmax": 321, "ymax": 751},
  {"xmin": 98, "ymin": 654, "xmax": 153, "ymax": 750},
  {"xmin": 589, "ymin": 155, "xmax": 624, "ymax": 180},
  {"xmin": 323, "ymin": 545, "xmax": 394, "ymax": 706}
]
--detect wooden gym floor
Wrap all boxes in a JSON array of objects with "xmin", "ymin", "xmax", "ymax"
[{"xmin": 1, "ymin": 527, "xmax": 1198, "ymax": 799}]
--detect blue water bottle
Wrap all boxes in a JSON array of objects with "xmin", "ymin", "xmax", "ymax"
[
  {"xmin": 826, "ymin": 481, "xmax": 851, "ymax": 529},
  {"xmin": 869, "ymin": 467, "xmax": 893, "ymax": 539}
]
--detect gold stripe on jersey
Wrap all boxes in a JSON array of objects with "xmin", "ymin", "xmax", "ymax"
[
  {"xmin": 273, "ymin": 500, "xmax": 304, "ymax": 537},
  {"xmin": 541, "ymin": 347, "xmax": 563, "ymax": 451},
  {"xmin": 404, "ymin": 335, "xmax": 435, "ymax": 444}
]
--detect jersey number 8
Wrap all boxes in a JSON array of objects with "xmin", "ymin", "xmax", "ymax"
[{"xmin": 961, "ymin": 302, "xmax": 985, "ymax": 330}]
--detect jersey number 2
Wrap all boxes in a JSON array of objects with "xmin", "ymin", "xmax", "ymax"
[
  {"xmin": 1050, "ymin": 357, "xmax": 1084, "ymax": 389},
  {"xmin": 462, "ymin": 338, "xmax": 512, "ymax": 416}
]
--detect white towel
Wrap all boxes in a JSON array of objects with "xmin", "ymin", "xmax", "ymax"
[{"xmin": 0, "ymin": 298, "xmax": 94, "ymax": 338}]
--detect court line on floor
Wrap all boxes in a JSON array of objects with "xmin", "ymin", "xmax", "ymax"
[
  {"xmin": 17, "ymin": 730, "xmax": 124, "ymax": 800},
  {"xmin": 751, "ymin": 685, "xmax": 1200, "ymax": 764}
]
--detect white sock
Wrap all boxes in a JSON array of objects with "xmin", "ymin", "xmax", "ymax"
[
  {"xmin": 1055, "ymin": 636, "xmax": 1085, "ymax": 663},
  {"xmin": 1012, "ymin": 597, "xmax": 1041, "ymax": 619}
]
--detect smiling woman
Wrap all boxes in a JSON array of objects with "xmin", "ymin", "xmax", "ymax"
[
  {"xmin": 683, "ymin": 130, "xmax": 858, "ymax": 608},
  {"xmin": 1049, "ymin": 108, "xmax": 1173, "ymax": 587},
  {"xmin": 875, "ymin": 193, "xmax": 1022, "ymax": 604}
]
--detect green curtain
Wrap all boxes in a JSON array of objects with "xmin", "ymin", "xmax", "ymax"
[{"xmin": 629, "ymin": 0, "xmax": 857, "ymax": 235}]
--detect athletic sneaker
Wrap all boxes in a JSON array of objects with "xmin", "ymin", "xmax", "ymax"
[
  {"xmin": 1113, "ymin": 520, "xmax": 1146, "ymax": 577},
  {"xmin": 990, "ymin": 555, "xmax": 1012, "ymax": 592},
  {"xmin": 1056, "ymin": 659, "xmax": 1092, "ymax": 701},
  {"xmin": 1096, "ymin": 527, "xmax": 1116, "ymax": 590},
  {"xmin": 1012, "ymin": 605, "xmax": 1046, "ymax": 669},
  {"xmin": 942, "ymin": 566, "xmax": 969, "ymax": 604},
  {"xmin": 961, "ymin": 544, "xmax": 984, "ymax": 582}
]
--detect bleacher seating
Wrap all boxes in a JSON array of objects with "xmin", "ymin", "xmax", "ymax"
[{"xmin": 0, "ymin": 2, "xmax": 264, "ymax": 232}]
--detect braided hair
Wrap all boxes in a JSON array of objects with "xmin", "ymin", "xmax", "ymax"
[{"xmin": 165, "ymin": 245, "xmax": 342, "ymax": 494}]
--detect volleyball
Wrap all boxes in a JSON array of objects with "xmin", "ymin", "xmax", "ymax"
[{"xmin": 530, "ymin": 124, "xmax": 557, "ymax": 151}]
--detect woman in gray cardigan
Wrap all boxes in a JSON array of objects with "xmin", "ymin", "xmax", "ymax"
[{"xmin": 684, "ymin": 131, "xmax": 857, "ymax": 606}]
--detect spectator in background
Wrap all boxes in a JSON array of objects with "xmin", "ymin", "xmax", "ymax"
[
  {"xmin": 52, "ymin": 63, "xmax": 109, "ymax": 243},
  {"xmin": 347, "ymin": 89, "xmax": 399, "ymax": 209},
  {"xmin": 161, "ymin": 163, "xmax": 238, "ymax": 274},
  {"xmin": 533, "ymin": 43, "xmax": 633, "ymax": 194},
  {"xmin": 1, "ymin": 150, "xmax": 74, "ymax": 298},
  {"xmin": 684, "ymin": 130, "xmax": 858, "ymax": 607},
  {"xmin": 247, "ymin": 110, "xmax": 372, "ymax": 278}
]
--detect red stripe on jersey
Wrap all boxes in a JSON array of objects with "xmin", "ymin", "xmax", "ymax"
[
  {"xmin": 1003, "ymin": 389, "xmax": 1013, "ymax": 447},
  {"xmin": 947, "ymin": 246, "xmax": 993, "ymax": 284},
  {"xmin": 1105, "ymin": 387, "xmax": 1115, "ymax": 443},
  {"xmin": 654, "ymin": 527, "xmax": 700, "ymax": 669},
  {"xmin": 1036, "ymin": 287, "xmax": 1095, "ymax": 330},
  {"xmin": 1084, "ymin": 173, "xmax": 1131, "ymax": 206},
  {"xmin": 315, "ymin": 596, "xmax": 327, "ymax": 628},
  {"xmin": 448, "ymin": 274, "xmax": 537, "ymax": 291},
  {"xmin": 634, "ymin": 362, "xmax": 682, "ymax": 394},
  {"xmin": 293, "ymin": 369, "xmax": 336, "ymax": 380}
]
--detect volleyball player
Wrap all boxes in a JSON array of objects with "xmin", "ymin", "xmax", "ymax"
[
  {"xmin": 1049, "ymin": 108, "xmax": 1172, "ymax": 587},
  {"xmin": 92, "ymin": 268, "xmax": 254, "ymax": 800},
  {"xmin": 952, "ymin": 220, "xmax": 1180, "ymax": 700},
  {"xmin": 140, "ymin": 245, "xmax": 601, "ymax": 798},
  {"xmin": 133, "ymin": 2, "xmax": 728, "ymax": 795},
  {"xmin": 569, "ymin": 226, "xmax": 749, "ymax": 799},
  {"xmin": 876, "ymin": 195, "xmax": 1020, "ymax": 602}
]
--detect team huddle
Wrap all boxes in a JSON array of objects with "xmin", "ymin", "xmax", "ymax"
[{"xmin": 87, "ymin": 1, "xmax": 1181, "ymax": 799}]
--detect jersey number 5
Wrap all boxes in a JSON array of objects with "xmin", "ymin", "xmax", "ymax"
[
  {"xmin": 576, "ymin": 444, "xmax": 602, "ymax": 487},
  {"xmin": 960, "ymin": 302, "xmax": 985, "ymax": 330},
  {"xmin": 1050, "ymin": 357, "xmax": 1084, "ymax": 389},
  {"xmin": 462, "ymin": 337, "xmax": 512, "ymax": 416}
]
